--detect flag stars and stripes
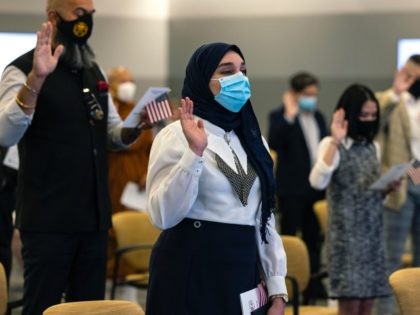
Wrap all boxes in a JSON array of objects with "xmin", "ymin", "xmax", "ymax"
[
  {"xmin": 145, "ymin": 94, "xmax": 172, "ymax": 124},
  {"xmin": 407, "ymin": 165, "xmax": 420, "ymax": 185}
]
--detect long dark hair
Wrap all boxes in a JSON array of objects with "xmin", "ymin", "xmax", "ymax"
[{"xmin": 335, "ymin": 84, "xmax": 380, "ymax": 142}]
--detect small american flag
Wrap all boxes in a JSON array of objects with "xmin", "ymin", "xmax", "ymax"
[
  {"xmin": 407, "ymin": 165, "xmax": 420, "ymax": 185},
  {"xmin": 145, "ymin": 93, "xmax": 172, "ymax": 124}
]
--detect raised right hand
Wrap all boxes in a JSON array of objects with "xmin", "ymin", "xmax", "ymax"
[
  {"xmin": 32, "ymin": 22, "xmax": 64, "ymax": 79},
  {"xmin": 180, "ymin": 97, "xmax": 208, "ymax": 157},
  {"xmin": 283, "ymin": 90, "xmax": 299, "ymax": 119},
  {"xmin": 393, "ymin": 66, "xmax": 416, "ymax": 95},
  {"xmin": 330, "ymin": 108, "xmax": 348, "ymax": 142}
]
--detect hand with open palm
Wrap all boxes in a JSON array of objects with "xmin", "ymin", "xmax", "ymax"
[
  {"xmin": 392, "ymin": 66, "xmax": 416, "ymax": 96},
  {"xmin": 31, "ymin": 21, "xmax": 64, "ymax": 79},
  {"xmin": 180, "ymin": 97, "xmax": 208, "ymax": 157},
  {"xmin": 330, "ymin": 108, "xmax": 348, "ymax": 143},
  {"xmin": 283, "ymin": 90, "xmax": 299, "ymax": 119}
]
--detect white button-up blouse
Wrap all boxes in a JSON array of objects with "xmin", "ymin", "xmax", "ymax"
[{"xmin": 146, "ymin": 118, "xmax": 287, "ymax": 297}]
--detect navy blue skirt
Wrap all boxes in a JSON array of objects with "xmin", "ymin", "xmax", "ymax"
[{"xmin": 146, "ymin": 218, "xmax": 260, "ymax": 315}]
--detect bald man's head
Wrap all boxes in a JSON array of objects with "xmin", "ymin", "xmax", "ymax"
[
  {"xmin": 47, "ymin": 0, "xmax": 57, "ymax": 11},
  {"xmin": 108, "ymin": 67, "xmax": 135, "ymax": 87},
  {"xmin": 108, "ymin": 67, "xmax": 137, "ymax": 104}
]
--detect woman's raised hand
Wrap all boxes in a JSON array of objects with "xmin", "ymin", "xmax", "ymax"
[
  {"xmin": 330, "ymin": 108, "xmax": 348, "ymax": 143},
  {"xmin": 180, "ymin": 97, "xmax": 208, "ymax": 157}
]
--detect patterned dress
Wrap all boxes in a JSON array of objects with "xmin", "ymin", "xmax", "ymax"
[{"xmin": 327, "ymin": 141, "xmax": 390, "ymax": 298}]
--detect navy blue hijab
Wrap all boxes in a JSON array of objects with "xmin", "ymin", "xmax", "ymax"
[{"xmin": 182, "ymin": 42, "xmax": 276, "ymax": 243}]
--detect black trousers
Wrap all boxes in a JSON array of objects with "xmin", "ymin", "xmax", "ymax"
[
  {"xmin": 278, "ymin": 195, "xmax": 323, "ymax": 274},
  {"xmin": 20, "ymin": 230, "xmax": 108, "ymax": 315},
  {"xmin": 0, "ymin": 186, "xmax": 15, "ymax": 285},
  {"xmin": 146, "ymin": 218, "xmax": 260, "ymax": 315}
]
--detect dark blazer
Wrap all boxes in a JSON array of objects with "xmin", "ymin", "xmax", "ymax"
[{"xmin": 268, "ymin": 106, "xmax": 327, "ymax": 197}]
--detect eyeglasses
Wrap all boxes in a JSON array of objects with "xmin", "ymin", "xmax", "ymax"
[{"xmin": 82, "ymin": 88, "xmax": 104, "ymax": 121}]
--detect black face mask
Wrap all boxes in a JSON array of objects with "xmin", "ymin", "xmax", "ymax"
[
  {"xmin": 408, "ymin": 79, "xmax": 420, "ymax": 99},
  {"xmin": 354, "ymin": 120, "xmax": 377, "ymax": 141},
  {"xmin": 56, "ymin": 12, "xmax": 93, "ymax": 45}
]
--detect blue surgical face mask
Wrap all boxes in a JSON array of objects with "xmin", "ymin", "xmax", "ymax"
[
  {"xmin": 298, "ymin": 96, "xmax": 317, "ymax": 111},
  {"xmin": 212, "ymin": 72, "xmax": 251, "ymax": 113}
]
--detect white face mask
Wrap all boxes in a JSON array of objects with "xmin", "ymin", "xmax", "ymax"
[{"xmin": 117, "ymin": 82, "xmax": 136, "ymax": 103}]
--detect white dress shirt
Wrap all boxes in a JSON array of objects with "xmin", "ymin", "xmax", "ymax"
[
  {"xmin": 284, "ymin": 111, "xmax": 320, "ymax": 166},
  {"xmin": 309, "ymin": 136, "xmax": 381, "ymax": 190},
  {"xmin": 298, "ymin": 112, "xmax": 320, "ymax": 165},
  {"xmin": 146, "ymin": 118, "xmax": 287, "ymax": 297},
  {"xmin": 0, "ymin": 65, "xmax": 125, "ymax": 148}
]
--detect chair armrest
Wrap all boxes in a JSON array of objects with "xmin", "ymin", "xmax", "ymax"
[
  {"xmin": 7, "ymin": 298, "xmax": 24, "ymax": 315},
  {"xmin": 111, "ymin": 243, "xmax": 155, "ymax": 299},
  {"xmin": 115, "ymin": 244, "xmax": 155, "ymax": 258},
  {"xmin": 310, "ymin": 269, "xmax": 328, "ymax": 282},
  {"xmin": 113, "ymin": 244, "xmax": 155, "ymax": 279}
]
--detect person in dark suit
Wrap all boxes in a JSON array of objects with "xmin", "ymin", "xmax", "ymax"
[
  {"xmin": 0, "ymin": 1, "xmax": 149, "ymax": 314},
  {"xmin": 268, "ymin": 72, "xmax": 327, "ymax": 297}
]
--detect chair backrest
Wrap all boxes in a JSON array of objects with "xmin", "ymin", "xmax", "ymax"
[
  {"xmin": 389, "ymin": 267, "xmax": 420, "ymax": 315},
  {"xmin": 112, "ymin": 211, "xmax": 160, "ymax": 271},
  {"xmin": 269, "ymin": 149, "xmax": 277, "ymax": 172},
  {"xmin": 0, "ymin": 263, "xmax": 7, "ymax": 315},
  {"xmin": 313, "ymin": 199, "xmax": 328, "ymax": 235},
  {"xmin": 43, "ymin": 300, "xmax": 144, "ymax": 315},
  {"xmin": 281, "ymin": 235, "xmax": 310, "ymax": 299}
]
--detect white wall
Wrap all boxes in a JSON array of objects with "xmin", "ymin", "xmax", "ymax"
[
  {"xmin": 2, "ymin": 0, "xmax": 420, "ymax": 122},
  {"xmin": 169, "ymin": 0, "xmax": 420, "ymax": 17},
  {"xmin": 166, "ymin": 2, "xmax": 420, "ymax": 133},
  {"xmin": 2, "ymin": 0, "xmax": 420, "ymax": 81},
  {"xmin": 0, "ymin": 0, "xmax": 169, "ymax": 83},
  {"xmin": 0, "ymin": 0, "xmax": 169, "ymax": 18}
]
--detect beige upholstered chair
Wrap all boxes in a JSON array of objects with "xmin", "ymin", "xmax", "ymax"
[
  {"xmin": 401, "ymin": 253, "xmax": 413, "ymax": 268},
  {"xmin": 0, "ymin": 263, "xmax": 7, "ymax": 315},
  {"xmin": 281, "ymin": 235, "xmax": 337, "ymax": 315},
  {"xmin": 42, "ymin": 300, "xmax": 144, "ymax": 315},
  {"xmin": 110, "ymin": 211, "xmax": 161, "ymax": 299},
  {"xmin": 313, "ymin": 199, "xmax": 328, "ymax": 235},
  {"xmin": 389, "ymin": 267, "xmax": 420, "ymax": 315},
  {"xmin": 269, "ymin": 149, "xmax": 278, "ymax": 172}
]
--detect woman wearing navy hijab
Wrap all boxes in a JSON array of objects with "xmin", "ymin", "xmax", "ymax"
[{"xmin": 146, "ymin": 43, "xmax": 287, "ymax": 314}]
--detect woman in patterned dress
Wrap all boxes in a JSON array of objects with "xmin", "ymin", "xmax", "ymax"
[{"xmin": 309, "ymin": 84, "xmax": 398, "ymax": 315}]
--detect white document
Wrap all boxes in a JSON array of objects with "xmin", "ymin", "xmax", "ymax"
[
  {"xmin": 120, "ymin": 181, "xmax": 147, "ymax": 211},
  {"xmin": 369, "ymin": 162, "xmax": 411, "ymax": 190},
  {"xmin": 3, "ymin": 145, "xmax": 19, "ymax": 170},
  {"xmin": 122, "ymin": 87, "xmax": 171, "ymax": 128},
  {"xmin": 239, "ymin": 284, "xmax": 267, "ymax": 315}
]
